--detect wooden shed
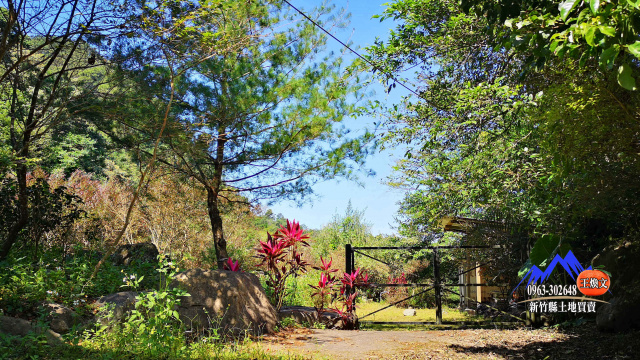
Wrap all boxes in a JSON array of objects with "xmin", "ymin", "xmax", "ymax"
[{"xmin": 439, "ymin": 216, "xmax": 508, "ymax": 308}]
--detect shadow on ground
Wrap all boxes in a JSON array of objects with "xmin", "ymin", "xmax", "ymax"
[
  {"xmin": 263, "ymin": 323, "xmax": 640, "ymax": 360},
  {"xmin": 443, "ymin": 324, "xmax": 638, "ymax": 360}
]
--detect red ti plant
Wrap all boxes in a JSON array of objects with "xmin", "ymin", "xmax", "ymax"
[
  {"xmin": 256, "ymin": 220, "xmax": 310, "ymax": 311},
  {"xmin": 309, "ymin": 257, "xmax": 338, "ymax": 315},
  {"xmin": 309, "ymin": 258, "xmax": 370, "ymax": 329},
  {"xmin": 223, "ymin": 257, "xmax": 242, "ymax": 272},
  {"xmin": 335, "ymin": 268, "xmax": 370, "ymax": 329},
  {"xmin": 273, "ymin": 219, "xmax": 310, "ymax": 247},
  {"xmin": 340, "ymin": 268, "xmax": 369, "ymax": 295}
]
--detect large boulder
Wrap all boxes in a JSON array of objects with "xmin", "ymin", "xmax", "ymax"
[
  {"xmin": 42, "ymin": 303, "xmax": 81, "ymax": 334},
  {"xmin": 278, "ymin": 306, "xmax": 321, "ymax": 325},
  {"xmin": 94, "ymin": 291, "xmax": 138, "ymax": 325},
  {"xmin": 0, "ymin": 316, "xmax": 63, "ymax": 346},
  {"xmin": 593, "ymin": 241, "xmax": 640, "ymax": 332},
  {"xmin": 171, "ymin": 269, "xmax": 277, "ymax": 335},
  {"xmin": 111, "ymin": 242, "xmax": 159, "ymax": 266}
]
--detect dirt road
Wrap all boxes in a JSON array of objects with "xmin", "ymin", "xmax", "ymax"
[{"xmin": 261, "ymin": 325, "xmax": 639, "ymax": 359}]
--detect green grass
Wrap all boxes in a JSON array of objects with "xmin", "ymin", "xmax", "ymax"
[
  {"xmin": 355, "ymin": 300, "xmax": 526, "ymax": 331},
  {"xmin": 0, "ymin": 334, "xmax": 305, "ymax": 360},
  {"xmin": 0, "ymin": 250, "xmax": 305, "ymax": 360},
  {"xmin": 355, "ymin": 300, "xmax": 476, "ymax": 323}
]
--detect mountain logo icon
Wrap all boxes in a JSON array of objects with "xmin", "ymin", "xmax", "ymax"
[{"xmin": 513, "ymin": 250, "xmax": 592, "ymax": 293}]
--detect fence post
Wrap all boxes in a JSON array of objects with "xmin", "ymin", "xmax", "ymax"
[
  {"xmin": 345, "ymin": 244, "xmax": 353, "ymax": 275},
  {"xmin": 434, "ymin": 248, "xmax": 442, "ymax": 325},
  {"xmin": 345, "ymin": 244, "xmax": 354, "ymax": 298}
]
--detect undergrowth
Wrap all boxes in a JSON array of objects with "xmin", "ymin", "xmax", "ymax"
[{"xmin": 0, "ymin": 252, "xmax": 301, "ymax": 360}]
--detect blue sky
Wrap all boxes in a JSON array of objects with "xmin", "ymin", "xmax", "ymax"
[{"xmin": 264, "ymin": 1, "xmax": 412, "ymax": 235}]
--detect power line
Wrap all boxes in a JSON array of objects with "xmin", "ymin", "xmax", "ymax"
[{"xmin": 282, "ymin": 0, "xmax": 421, "ymax": 98}]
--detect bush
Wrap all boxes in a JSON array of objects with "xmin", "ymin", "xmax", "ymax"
[
  {"xmin": 0, "ymin": 246, "xmax": 158, "ymax": 317},
  {"xmin": 0, "ymin": 172, "xmax": 83, "ymax": 260},
  {"xmin": 283, "ymin": 273, "xmax": 316, "ymax": 307},
  {"xmin": 382, "ymin": 273, "xmax": 410, "ymax": 308},
  {"xmin": 85, "ymin": 256, "xmax": 189, "ymax": 358}
]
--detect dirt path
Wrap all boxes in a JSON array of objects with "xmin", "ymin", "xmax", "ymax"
[{"xmin": 261, "ymin": 325, "xmax": 639, "ymax": 359}]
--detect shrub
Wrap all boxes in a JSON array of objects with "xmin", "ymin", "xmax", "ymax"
[
  {"xmin": 0, "ymin": 172, "xmax": 83, "ymax": 260},
  {"xmin": 0, "ymin": 246, "xmax": 158, "ymax": 318},
  {"xmin": 309, "ymin": 257, "xmax": 370, "ymax": 329},
  {"xmin": 283, "ymin": 272, "xmax": 316, "ymax": 307},
  {"xmin": 86, "ymin": 256, "xmax": 190, "ymax": 358},
  {"xmin": 256, "ymin": 220, "xmax": 310, "ymax": 311},
  {"xmin": 383, "ymin": 273, "xmax": 410, "ymax": 308}
]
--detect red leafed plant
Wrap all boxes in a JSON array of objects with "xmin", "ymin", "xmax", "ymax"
[
  {"xmin": 340, "ymin": 268, "xmax": 369, "ymax": 295},
  {"xmin": 309, "ymin": 257, "xmax": 370, "ymax": 329},
  {"xmin": 315, "ymin": 256, "xmax": 338, "ymax": 274},
  {"xmin": 384, "ymin": 272, "xmax": 409, "ymax": 308},
  {"xmin": 256, "ymin": 220, "xmax": 310, "ymax": 311},
  {"xmin": 223, "ymin": 257, "xmax": 242, "ymax": 272},
  {"xmin": 309, "ymin": 257, "xmax": 338, "ymax": 315},
  {"xmin": 338, "ymin": 268, "xmax": 369, "ymax": 319},
  {"xmin": 273, "ymin": 219, "xmax": 310, "ymax": 247}
]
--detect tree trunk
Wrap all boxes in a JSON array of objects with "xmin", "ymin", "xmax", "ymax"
[
  {"xmin": 206, "ymin": 125, "xmax": 229, "ymax": 270},
  {"xmin": 0, "ymin": 165, "xmax": 28, "ymax": 261},
  {"xmin": 206, "ymin": 187, "xmax": 228, "ymax": 270}
]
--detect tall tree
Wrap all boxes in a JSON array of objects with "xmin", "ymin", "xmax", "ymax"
[
  {"xmin": 0, "ymin": 0, "xmax": 128, "ymax": 260},
  {"xmin": 0, "ymin": 0, "xmax": 262, "ymax": 261},
  {"xmin": 154, "ymin": 3, "xmax": 374, "ymax": 269},
  {"xmin": 366, "ymin": 0, "xmax": 640, "ymax": 247},
  {"xmin": 461, "ymin": 0, "xmax": 640, "ymax": 89}
]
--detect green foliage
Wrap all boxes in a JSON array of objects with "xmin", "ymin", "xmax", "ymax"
[
  {"xmin": 366, "ymin": 0, "xmax": 640, "ymax": 260},
  {"xmin": 462, "ymin": 0, "xmax": 640, "ymax": 89},
  {"xmin": 0, "ymin": 175, "xmax": 84, "ymax": 259},
  {"xmin": 528, "ymin": 234, "xmax": 571, "ymax": 268},
  {"xmin": 313, "ymin": 201, "xmax": 372, "ymax": 254},
  {"xmin": 0, "ymin": 334, "xmax": 301, "ymax": 360},
  {"xmin": 0, "ymin": 249, "xmax": 302, "ymax": 359},
  {"xmin": 0, "ymin": 247, "xmax": 157, "ymax": 317},
  {"xmin": 282, "ymin": 273, "xmax": 316, "ymax": 307},
  {"xmin": 311, "ymin": 202, "xmax": 396, "ymax": 283},
  {"xmin": 87, "ymin": 256, "xmax": 189, "ymax": 359}
]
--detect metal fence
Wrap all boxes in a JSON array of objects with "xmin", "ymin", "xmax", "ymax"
[{"xmin": 346, "ymin": 244, "xmax": 525, "ymax": 326}]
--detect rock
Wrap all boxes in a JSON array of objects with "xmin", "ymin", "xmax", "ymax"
[
  {"xmin": 593, "ymin": 241, "xmax": 640, "ymax": 332},
  {"xmin": 43, "ymin": 303, "xmax": 80, "ymax": 334},
  {"xmin": 111, "ymin": 242, "xmax": 159, "ymax": 266},
  {"xmin": 596, "ymin": 297, "xmax": 640, "ymax": 332},
  {"xmin": 465, "ymin": 308, "xmax": 476, "ymax": 316},
  {"xmin": 403, "ymin": 308, "xmax": 417, "ymax": 316},
  {"xmin": 94, "ymin": 291, "xmax": 138, "ymax": 325},
  {"xmin": 278, "ymin": 306, "xmax": 320, "ymax": 325},
  {"xmin": 278, "ymin": 306, "xmax": 346, "ymax": 329},
  {"xmin": 171, "ymin": 269, "xmax": 277, "ymax": 335},
  {"xmin": 0, "ymin": 316, "xmax": 63, "ymax": 346}
]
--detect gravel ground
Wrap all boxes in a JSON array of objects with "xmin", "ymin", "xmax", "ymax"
[{"xmin": 260, "ymin": 324, "xmax": 640, "ymax": 360}]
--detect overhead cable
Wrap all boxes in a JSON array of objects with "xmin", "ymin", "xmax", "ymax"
[{"xmin": 282, "ymin": 0, "xmax": 421, "ymax": 98}]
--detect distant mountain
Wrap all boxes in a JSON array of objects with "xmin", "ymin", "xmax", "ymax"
[{"xmin": 513, "ymin": 250, "xmax": 592, "ymax": 292}]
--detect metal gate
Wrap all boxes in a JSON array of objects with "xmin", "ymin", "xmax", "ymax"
[{"xmin": 345, "ymin": 244, "xmax": 525, "ymax": 326}]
